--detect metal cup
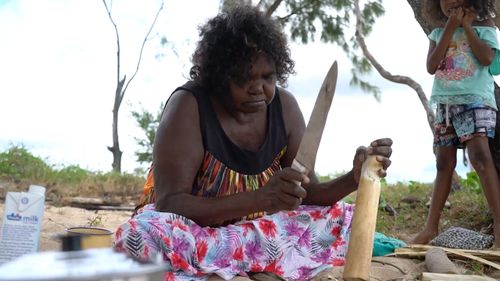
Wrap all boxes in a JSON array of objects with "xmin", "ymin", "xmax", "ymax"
[{"xmin": 65, "ymin": 227, "xmax": 113, "ymax": 249}]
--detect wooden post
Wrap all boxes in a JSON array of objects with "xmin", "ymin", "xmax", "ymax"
[{"xmin": 343, "ymin": 155, "xmax": 382, "ymax": 281}]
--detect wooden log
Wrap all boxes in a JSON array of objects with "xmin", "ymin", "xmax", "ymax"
[
  {"xmin": 422, "ymin": 272, "xmax": 497, "ymax": 281},
  {"xmin": 65, "ymin": 196, "xmax": 121, "ymax": 206},
  {"xmin": 343, "ymin": 155, "xmax": 382, "ymax": 281},
  {"xmin": 62, "ymin": 196, "xmax": 133, "ymax": 211}
]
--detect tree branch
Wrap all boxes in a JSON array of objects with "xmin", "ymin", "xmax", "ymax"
[
  {"xmin": 120, "ymin": 1, "xmax": 164, "ymax": 106},
  {"xmin": 277, "ymin": 1, "xmax": 310, "ymax": 22},
  {"xmin": 264, "ymin": 0, "xmax": 283, "ymax": 18},
  {"xmin": 354, "ymin": 0, "xmax": 435, "ymax": 131},
  {"xmin": 277, "ymin": 12, "xmax": 296, "ymax": 22},
  {"xmin": 256, "ymin": 0, "xmax": 265, "ymax": 9},
  {"xmin": 102, "ymin": 0, "xmax": 121, "ymax": 84}
]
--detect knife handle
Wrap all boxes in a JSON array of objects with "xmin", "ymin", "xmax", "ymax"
[{"xmin": 291, "ymin": 159, "xmax": 307, "ymax": 187}]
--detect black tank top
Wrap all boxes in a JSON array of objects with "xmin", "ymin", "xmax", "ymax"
[{"xmin": 175, "ymin": 81, "xmax": 287, "ymax": 175}]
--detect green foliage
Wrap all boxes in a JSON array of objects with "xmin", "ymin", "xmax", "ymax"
[
  {"xmin": 94, "ymin": 171, "xmax": 143, "ymax": 187},
  {"xmin": 377, "ymin": 180, "xmax": 491, "ymax": 243},
  {"xmin": 86, "ymin": 215, "xmax": 104, "ymax": 227},
  {"xmin": 460, "ymin": 171, "xmax": 483, "ymax": 194},
  {"xmin": 467, "ymin": 261, "xmax": 486, "ymax": 275},
  {"xmin": 55, "ymin": 165, "xmax": 91, "ymax": 184},
  {"xmin": 380, "ymin": 177, "xmax": 387, "ymax": 188},
  {"xmin": 131, "ymin": 102, "xmax": 164, "ymax": 164},
  {"xmin": 0, "ymin": 145, "xmax": 145, "ymax": 203},
  {"xmin": 262, "ymin": 0, "xmax": 385, "ymax": 96},
  {"xmin": 407, "ymin": 180, "xmax": 424, "ymax": 193},
  {"xmin": 0, "ymin": 145, "xmax": 54, "ymax": 181},
  {"xmin": 317, "ymin": 173, "xmax": 336, "ymax": 182}
]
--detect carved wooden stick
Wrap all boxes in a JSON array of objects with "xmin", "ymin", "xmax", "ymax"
[{"xmin": 343, "ymin": 155, "xmax": 382, "ymax": 281}]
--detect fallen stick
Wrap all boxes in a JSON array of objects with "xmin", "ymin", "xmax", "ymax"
[
  {"xmin": 394, "ymin": 245, "xmax": 500, "ymax": 262},
  {"xmin": 444, "ymin": 247, "xmax": 500, "ymax": 271},
  {"xmin": 421, "ymin": 272, "xmax": 496, "ymax": 281},
  {"xmin": 407, "ymin": 244, "xmax": 500, "ymax": 257},
  {"xmin": 343, "ymin": 155, "xmax": 382, "ymax": 281}
]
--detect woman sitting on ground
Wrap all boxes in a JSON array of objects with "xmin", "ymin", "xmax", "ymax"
[{"xmin": 114, "ymin": 4, "xmax": 393, "ymax": 281}]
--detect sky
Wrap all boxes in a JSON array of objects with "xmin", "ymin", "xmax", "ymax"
[{"xmin": 1, "ymin": 0, "xmax": 496, "ymax": 184}]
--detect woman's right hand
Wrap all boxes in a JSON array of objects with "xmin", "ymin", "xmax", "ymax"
[{"xmin": 256, "ymin": 167, "xmax": 308, "ymax": 213}]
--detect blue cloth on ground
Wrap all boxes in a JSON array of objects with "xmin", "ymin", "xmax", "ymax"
[{"xmin": 372, "ymin": 232, "xmax": 407, "ymax": 256}]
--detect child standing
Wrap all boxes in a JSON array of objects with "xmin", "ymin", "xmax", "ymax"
[{"xmin": 413, "ymin": 0, "xmax": 500, "ymax": 247}]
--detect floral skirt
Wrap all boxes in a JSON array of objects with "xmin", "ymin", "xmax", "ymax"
[{"xmin": 114, "ymin": 202, "xmax": 354, "ymax": 281}]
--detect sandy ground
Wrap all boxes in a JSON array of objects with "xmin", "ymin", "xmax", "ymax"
[{"xmin": 0, "ymin": 203, "xmax": 132, "ymax": 251}]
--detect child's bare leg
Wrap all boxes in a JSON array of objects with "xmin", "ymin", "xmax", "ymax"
[
  {"xmin": 467, "ymin": 137, "xmax": 500, "ymax": 247},
  {"xmin": 412, "ymin": 146, "xmax": 457, "ymax": 244}
]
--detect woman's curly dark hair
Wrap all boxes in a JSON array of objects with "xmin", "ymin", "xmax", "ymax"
[
  {"xmin": 424, "ymin": 0, "xmax": 496, "ymax": 26},
  {"xmin": 189, "ymin": 5, "xmax": 295, "ymax": 97}
]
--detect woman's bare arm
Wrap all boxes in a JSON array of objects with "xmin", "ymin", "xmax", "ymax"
[
  {"xmin": 279, "ymin": 88, "xmax": 392, "ymax": 206},
  {"xmin": 153, "ymin": 90, "xmax": 263, "ymax": 226}
]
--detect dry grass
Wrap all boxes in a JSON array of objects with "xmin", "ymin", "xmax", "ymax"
[{"xmin": 376, "ymin": 181, "xmax": 492, "ymax": 242}]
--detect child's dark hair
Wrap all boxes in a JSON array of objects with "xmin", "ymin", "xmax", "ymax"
[
  {"xmin": 464, "ymin": 0, "xmax": 496, "ymax": 20},
  {"xmin": 424, "ymin": 0, "xmax": 496, "ymax": 26},
  {"xmin": 189, "ymin": 5, "xmax": 295, "ymax": 98}
]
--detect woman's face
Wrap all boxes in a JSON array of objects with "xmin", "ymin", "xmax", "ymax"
[{"xmin": 228, "ymin": 53, "xmax": 277, "ymax": 113}]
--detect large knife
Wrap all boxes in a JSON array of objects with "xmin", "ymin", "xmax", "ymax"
[{"xmin": 292, "ymin": 60, "xmax": 338, "ymax": 175}]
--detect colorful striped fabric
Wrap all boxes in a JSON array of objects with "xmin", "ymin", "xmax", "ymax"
[{"xmin": 137, "ymin": 148, "xmax": 285, "ymax": 222}]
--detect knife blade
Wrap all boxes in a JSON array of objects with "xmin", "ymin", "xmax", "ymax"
[{"xmin": 292, "ymin": 60, "xmax": 338, "ymax": 175}]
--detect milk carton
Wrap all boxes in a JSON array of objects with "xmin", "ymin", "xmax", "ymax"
[{"xmin": 0, "ymin": 185, "xmax": 46, "ymax": 264}]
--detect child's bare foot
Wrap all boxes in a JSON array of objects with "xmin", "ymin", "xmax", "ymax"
[{"xmin": 411, "ymin": 229, "xmax": 438, "ymax": 245}]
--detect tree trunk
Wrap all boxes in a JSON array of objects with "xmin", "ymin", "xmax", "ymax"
[
  {"xmin": 103, "ymin": 0, "xmax": 163, "ymax": 173},
  {"xmin": 406, "ymin": 0, "xmax": 433, "ymax": 34},
  {"xmin": 107, "ymin": 77, "xmax": 125, "ymax": 173},
  {"xmin": 109, "ymin": 107, "xmax": 122, "ymax": 173}
]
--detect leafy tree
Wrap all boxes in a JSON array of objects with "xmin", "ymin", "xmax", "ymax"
[
  {"xmin": 131, "ymin": 103, "xmax": 164, "ymax": 164},
  {"xmin": 255, "ymin": 0, "xmax": 385, "ymax": 97}
]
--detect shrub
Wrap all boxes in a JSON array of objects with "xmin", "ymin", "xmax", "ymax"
[{"xmin": 0, "ymin": 145, "xmax": 54, "ymax": 181}]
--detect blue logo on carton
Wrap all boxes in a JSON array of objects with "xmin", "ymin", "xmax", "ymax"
[
  {"xmin": 6, "ymin": 213, "xmax": 22, "ymax": 221},
  {"xmin": 21, "ymin": 197, "xmax": 29, "ymax": 204}
]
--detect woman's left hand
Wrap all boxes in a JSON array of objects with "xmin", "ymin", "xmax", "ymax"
[{"xmin": 352, "ymin": 138, "xmax": 393, "ymax": 184}]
